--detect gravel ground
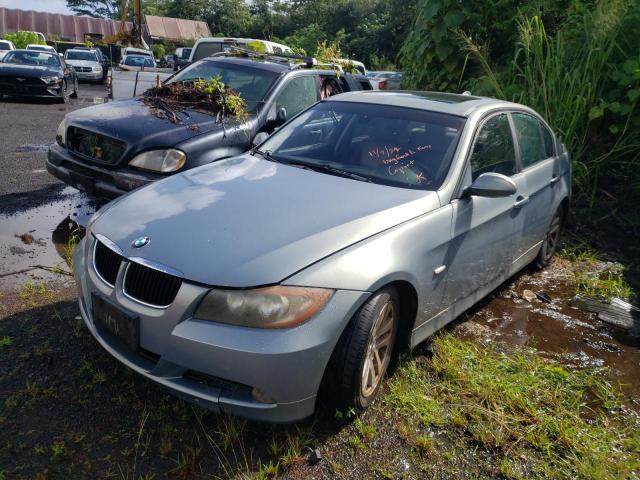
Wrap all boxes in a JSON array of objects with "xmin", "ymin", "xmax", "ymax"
[{"xmin": 0, "ymin": 83, "xmax": 107, "ymax": 198}]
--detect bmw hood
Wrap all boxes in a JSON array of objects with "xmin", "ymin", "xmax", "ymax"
[
  {"xmin": 65, "ymin": 98, "xmax": 231, "ymax": 153},
  {"xmin": 91, "ymin": 155, "xmax": 441, "ymax": 287}
]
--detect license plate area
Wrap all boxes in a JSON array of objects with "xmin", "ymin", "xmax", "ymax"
[{"xmin": 92, "ymin": 293, "xmax": 139, "ymax": 352}]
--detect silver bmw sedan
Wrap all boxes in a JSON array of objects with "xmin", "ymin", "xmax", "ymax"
[{"xmin": 73, "ymin": 91, "xmax": 571, "ymax": 422}]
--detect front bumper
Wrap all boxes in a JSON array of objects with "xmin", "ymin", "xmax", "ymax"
[
  {"xmin": 47, "ymin": 143, "xmax": 158, "ymax": 199},
  {"xmin": 0, "ymin": 80, "xmax": 63, "ymax": 97},
  {"xmin": 73, "ymin": 236, "xmax": 368, "ymax": 422},
  {"xmin": 75, "ymin": 71, "xmax": 103, "ymax": 81}
]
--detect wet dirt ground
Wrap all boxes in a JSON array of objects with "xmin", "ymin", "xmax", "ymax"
[
  {"xmin": 456, "ymin": 260, "xmax": 640, "ymax": 401},
  {"xmin": 0, "ymin": 187, "xmax": 96, "ymax": 289},
  {"xmin": 0, "ymin": 82, "xmax": 107, "ymax": 197}
]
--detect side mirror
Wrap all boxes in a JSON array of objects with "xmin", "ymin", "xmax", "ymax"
[
  {"xmin": 276, "ymin": 107, "xmax": 287, "ymax": 125},
  {"xmin": 466, "ymin": 173, "xmax": 517, "ymax": 198},
  {"xmin": 252, "ymin": 131, "xmax": 269, "ymax": 148}
]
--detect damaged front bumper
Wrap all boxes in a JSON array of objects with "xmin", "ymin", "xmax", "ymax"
[{"xmin": 47, "ymin": 143, "xmax": 158, "ymax": 198}]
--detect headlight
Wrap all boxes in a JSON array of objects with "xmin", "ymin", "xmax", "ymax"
[
  {"xmin": 42, "ymin": 76, "xmax": 61, "ymax": 84},
  {"xmin": 128, "ymin": 149, "xmax": 186, "ymax": 173},
  {"xmin": 56, "ymin": 119, "xmax": 67, "ymax": 147},
  {"xmin": 92, "ymin": 66, "xmax": 102, "ymax": 72},
  {"xmin": 194, "ymin": 286, "xmax": 334, "ymax": 329}
]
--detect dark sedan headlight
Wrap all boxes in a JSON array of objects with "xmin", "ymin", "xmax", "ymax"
[
  {"xmin": 42, "ymin": 76, "xmax": 62, "ymax": 84},
  {"xmin": 128, "ymin": 149, "xmax": 186, "ymax": 173},
  {"xmin": 194, "ymin": 286, "xmax": 334, "ymax": 329}
]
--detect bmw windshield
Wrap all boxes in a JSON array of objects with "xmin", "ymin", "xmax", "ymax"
[{"xmin": 257, "ymin": 101, "xmax": 466, "ymax": 190}]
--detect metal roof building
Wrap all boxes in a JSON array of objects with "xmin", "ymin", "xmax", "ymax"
[
  {"xmin": 0, "ymin": 8, "xmax": 211, "ymax": 45},
  {"xmin": 0, "ymin": 7, "xmax": 129, "ymax": 43}
]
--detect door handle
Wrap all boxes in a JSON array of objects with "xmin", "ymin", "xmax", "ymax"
[
  {"xmin": 550, "ymin": 174, "xmax": 560, "ymax": 185},
  {"xmin": 513, "ymin": 196, "xmax": 530, "ymax": 208}
]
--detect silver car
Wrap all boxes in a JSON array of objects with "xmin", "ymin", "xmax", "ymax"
[
  {"xmin": 64, "ymin": 49, "xmax": 103, "ymax": 82},
  {"xmin": 73, "ymin": 91, "xmax": 570, "ymax": 422}
]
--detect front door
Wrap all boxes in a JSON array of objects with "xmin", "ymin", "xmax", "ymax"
[{"xmin": 442, "ymin": 112, "xmax": 527, "ymax": 305}]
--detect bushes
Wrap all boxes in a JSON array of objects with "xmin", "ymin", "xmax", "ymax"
[
  {"xmin": 3, "ymin": 31, "xmax": 46, "ymax": 49},
  {"xmin": 401, "ymin": 0, "xmax": 640, "ymax": 226}
]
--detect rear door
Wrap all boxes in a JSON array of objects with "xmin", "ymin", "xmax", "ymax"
[
  {"xmin": 443, "ymin": 112, "xmax": 527, "ymax": 305},
  {"xmin": 510, "ymin": 112, "xmax": 561, "ymax": 263}
]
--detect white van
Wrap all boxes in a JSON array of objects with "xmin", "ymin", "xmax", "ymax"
[{"xmin": 189, "ymin": 38, "xmax": 293, "ymax": 63}]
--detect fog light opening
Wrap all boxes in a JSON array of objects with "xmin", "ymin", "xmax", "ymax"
[{"xmin": 251, "ymin": 387, "xmax": 275, "ymax": 404}]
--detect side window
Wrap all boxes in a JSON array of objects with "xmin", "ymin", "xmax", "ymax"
[
  {"xmin": 511, "ymin": 112, "xmax": 549, "ymax": 168},
  {"xmin": 542, "ymin": 124, "xmax": 555, "ymax": 158},
  {"xmin": 470, "ymin": 113, "xmax": 516, "ymax": 181},
  {"xmin": 275, "ymin": 76, "xmax": 319, "ymax": 119}
]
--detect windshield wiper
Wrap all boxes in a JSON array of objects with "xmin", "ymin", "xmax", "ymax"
[
  {"xmin": 286, "ymin": 160, "xmax": 372, "ymax": 183},
  {"xmin": 253, "ymin": 148, "xmax": 277, "ymax": 162}
]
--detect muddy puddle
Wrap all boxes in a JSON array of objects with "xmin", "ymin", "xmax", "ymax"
[
  {"xmin": 460, "ymin": 265, "xmax": 640, "ymax": 400},
  {"xmin": 0, "ymin": 187, "xmax": 97, "ymax": 289}
]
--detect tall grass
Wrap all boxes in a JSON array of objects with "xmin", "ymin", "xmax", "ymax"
[{"xmin": 462, "ymin": 0, "xmax": 639, "ymax": 206}]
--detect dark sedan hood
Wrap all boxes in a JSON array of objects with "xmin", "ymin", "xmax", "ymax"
[
  {"xmin": 92, "ymin": 154, "xmax": 441, "ymax": 287},
  {"xmin": 0, "ymin": 63, "xmax": 60, "ymax": 78},
  {"xmin": 66, "ymin": 98, "xmax": 228, "ymax": 153}
]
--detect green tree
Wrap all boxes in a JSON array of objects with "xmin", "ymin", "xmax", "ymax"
[
  {"xmin": 3, "ymin": 31, "xmax": 45, "ymax": 49},
  {"xmin": 66, "ymin": 0, "xmax": 123, "ymax": 19}
]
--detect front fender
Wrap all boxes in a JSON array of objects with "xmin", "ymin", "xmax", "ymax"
[{"xmin": 284, "ymin": 204, "xmax": 453, "ymax": 326}]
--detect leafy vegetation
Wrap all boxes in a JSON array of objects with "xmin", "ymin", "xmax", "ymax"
[
  {"xmin": 401, "ymin": 0, "xmax": 640, "ymax": 226},
  {"xmin": 2, "ymin": 31, "xmax": 46, "ymax": 49},
  {"xmin": 141, "ymin": 76, "xmax": 247, "ymax": 123}
]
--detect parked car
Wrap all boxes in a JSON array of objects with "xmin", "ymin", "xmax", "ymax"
[
  {"xmin": 189, "ymin": 38, "xmax": 293, "ymax": 63},
  {"xmin": 26, "ymin": 44, "xmax": 57, "ymax": 54},
  {"xmin": 71, "ymin": 90, "xmax": 570, "ymax": 422},
  {"xmin": 0, "ymin": 49, "xmax": 77, "ymax": 102},
  {"xmin": 378, "ymin": 72, "xmax": 403, "ymax": 90},
  {"xmin": 64, "ymin": 48, "xmax": 103, "ymax": 83},
  {"xmin": 0, "ymin": 39, "xmax": 15, "ymax": 59},
  {"xmin": 173, "ymin": 47, "xmax": 192, "ymax": 70},
  {"xmin": 48, "ymin": 53, "xmax": 370, "ymax": 198},
  {"xmin": 73, "ymin": 46, "xmax": 109, "ymax": 80},
  {"xmin": 120, "ymin": 54, "xmax": 157, "ymax": 69},
  {"xmin": 368, "ymin": 71, "xmax": 396, "ymax": 89}
]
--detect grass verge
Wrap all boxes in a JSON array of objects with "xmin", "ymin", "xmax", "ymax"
[{"xmin": 387, "ymin": 334, "xmax": 640, "ymax": 479}]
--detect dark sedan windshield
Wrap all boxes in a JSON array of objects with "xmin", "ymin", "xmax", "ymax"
[
  {"xmin": 3, "ymin": 51, "xmax": 60, "ymax": 67},
  {"xmin": 259, "ymin": 101, "xmax": 466, "ymax": 190},
  {"xmin": 66, "ymin": 50, "xmax": 98, "ymax": 62},
  {"xmin": 168, "ymin": 60, "xmax": 278, "ymax": 111}
]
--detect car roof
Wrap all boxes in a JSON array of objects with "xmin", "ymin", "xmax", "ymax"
[{"xmin": 326, "ymin": 90, "xmax": 523, "ymax": 117}]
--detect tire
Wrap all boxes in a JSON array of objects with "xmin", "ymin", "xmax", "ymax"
[
  {"xmin": 70, "ymin": 78, "xmax": 78, "ymax": 98},
  {"xmin": 329, "ymin": 286, "xmax": 399, "ymax": 410},
  {"xmin": 57, "ymin": 81, "xmax": 68, "ymax": 104},
  {"xmin": 534, "ymin": 207, "xmax": 563, "ymax": 269}
]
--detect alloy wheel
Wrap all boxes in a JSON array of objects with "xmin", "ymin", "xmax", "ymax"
[
  {"xmin": 360, "ymin": 300, "xmax": 397, "ymax": 398},
  {"xmin": 541, "ymin": 211, "xmax": 562, "ymax": 263}
]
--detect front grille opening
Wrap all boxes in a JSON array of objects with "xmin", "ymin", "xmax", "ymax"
[
  {"xmin": 185, "ymin": 370, "xmax": 253, "ymax": 396},
  {"xmin": 94, "ymin": 240, "xmax": 123, "ymax": 286},
  {"xmin": 123, "ymin": 262, "xmax": 182, "ymax": 307},
  {"xmin": 67, "ymin": 127, "xmax": 126, "ymax": 165}
]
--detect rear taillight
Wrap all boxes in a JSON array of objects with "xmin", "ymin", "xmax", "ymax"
[
  {"xmin": 106, "ymin": 76, "xmax": 112, "ymax": 97},
  {"xmin": 378, "ymin": 80, "xmax": 387, "ymax": 90}
]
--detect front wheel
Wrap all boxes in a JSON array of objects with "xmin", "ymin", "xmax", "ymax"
[
  {"xmin": 330, "ymin": 286, "xmax": 399, "ymax": 410},
  {"xmin": 70, "ymin": 78, "xmax": 78, "ymax": 98},
  {"xmin": 535, "ymin": 207, "xmax": 563, "ymax": 268}
]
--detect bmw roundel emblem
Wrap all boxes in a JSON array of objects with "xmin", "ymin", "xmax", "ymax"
[{"xmin": 132, "ymin": 236, "xmax": 150, "ymax": 248}]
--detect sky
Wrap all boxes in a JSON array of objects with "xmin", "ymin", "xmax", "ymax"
[{"xmin": 0, "ymin": 0, "xmax": 74, "ymax": 15}]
